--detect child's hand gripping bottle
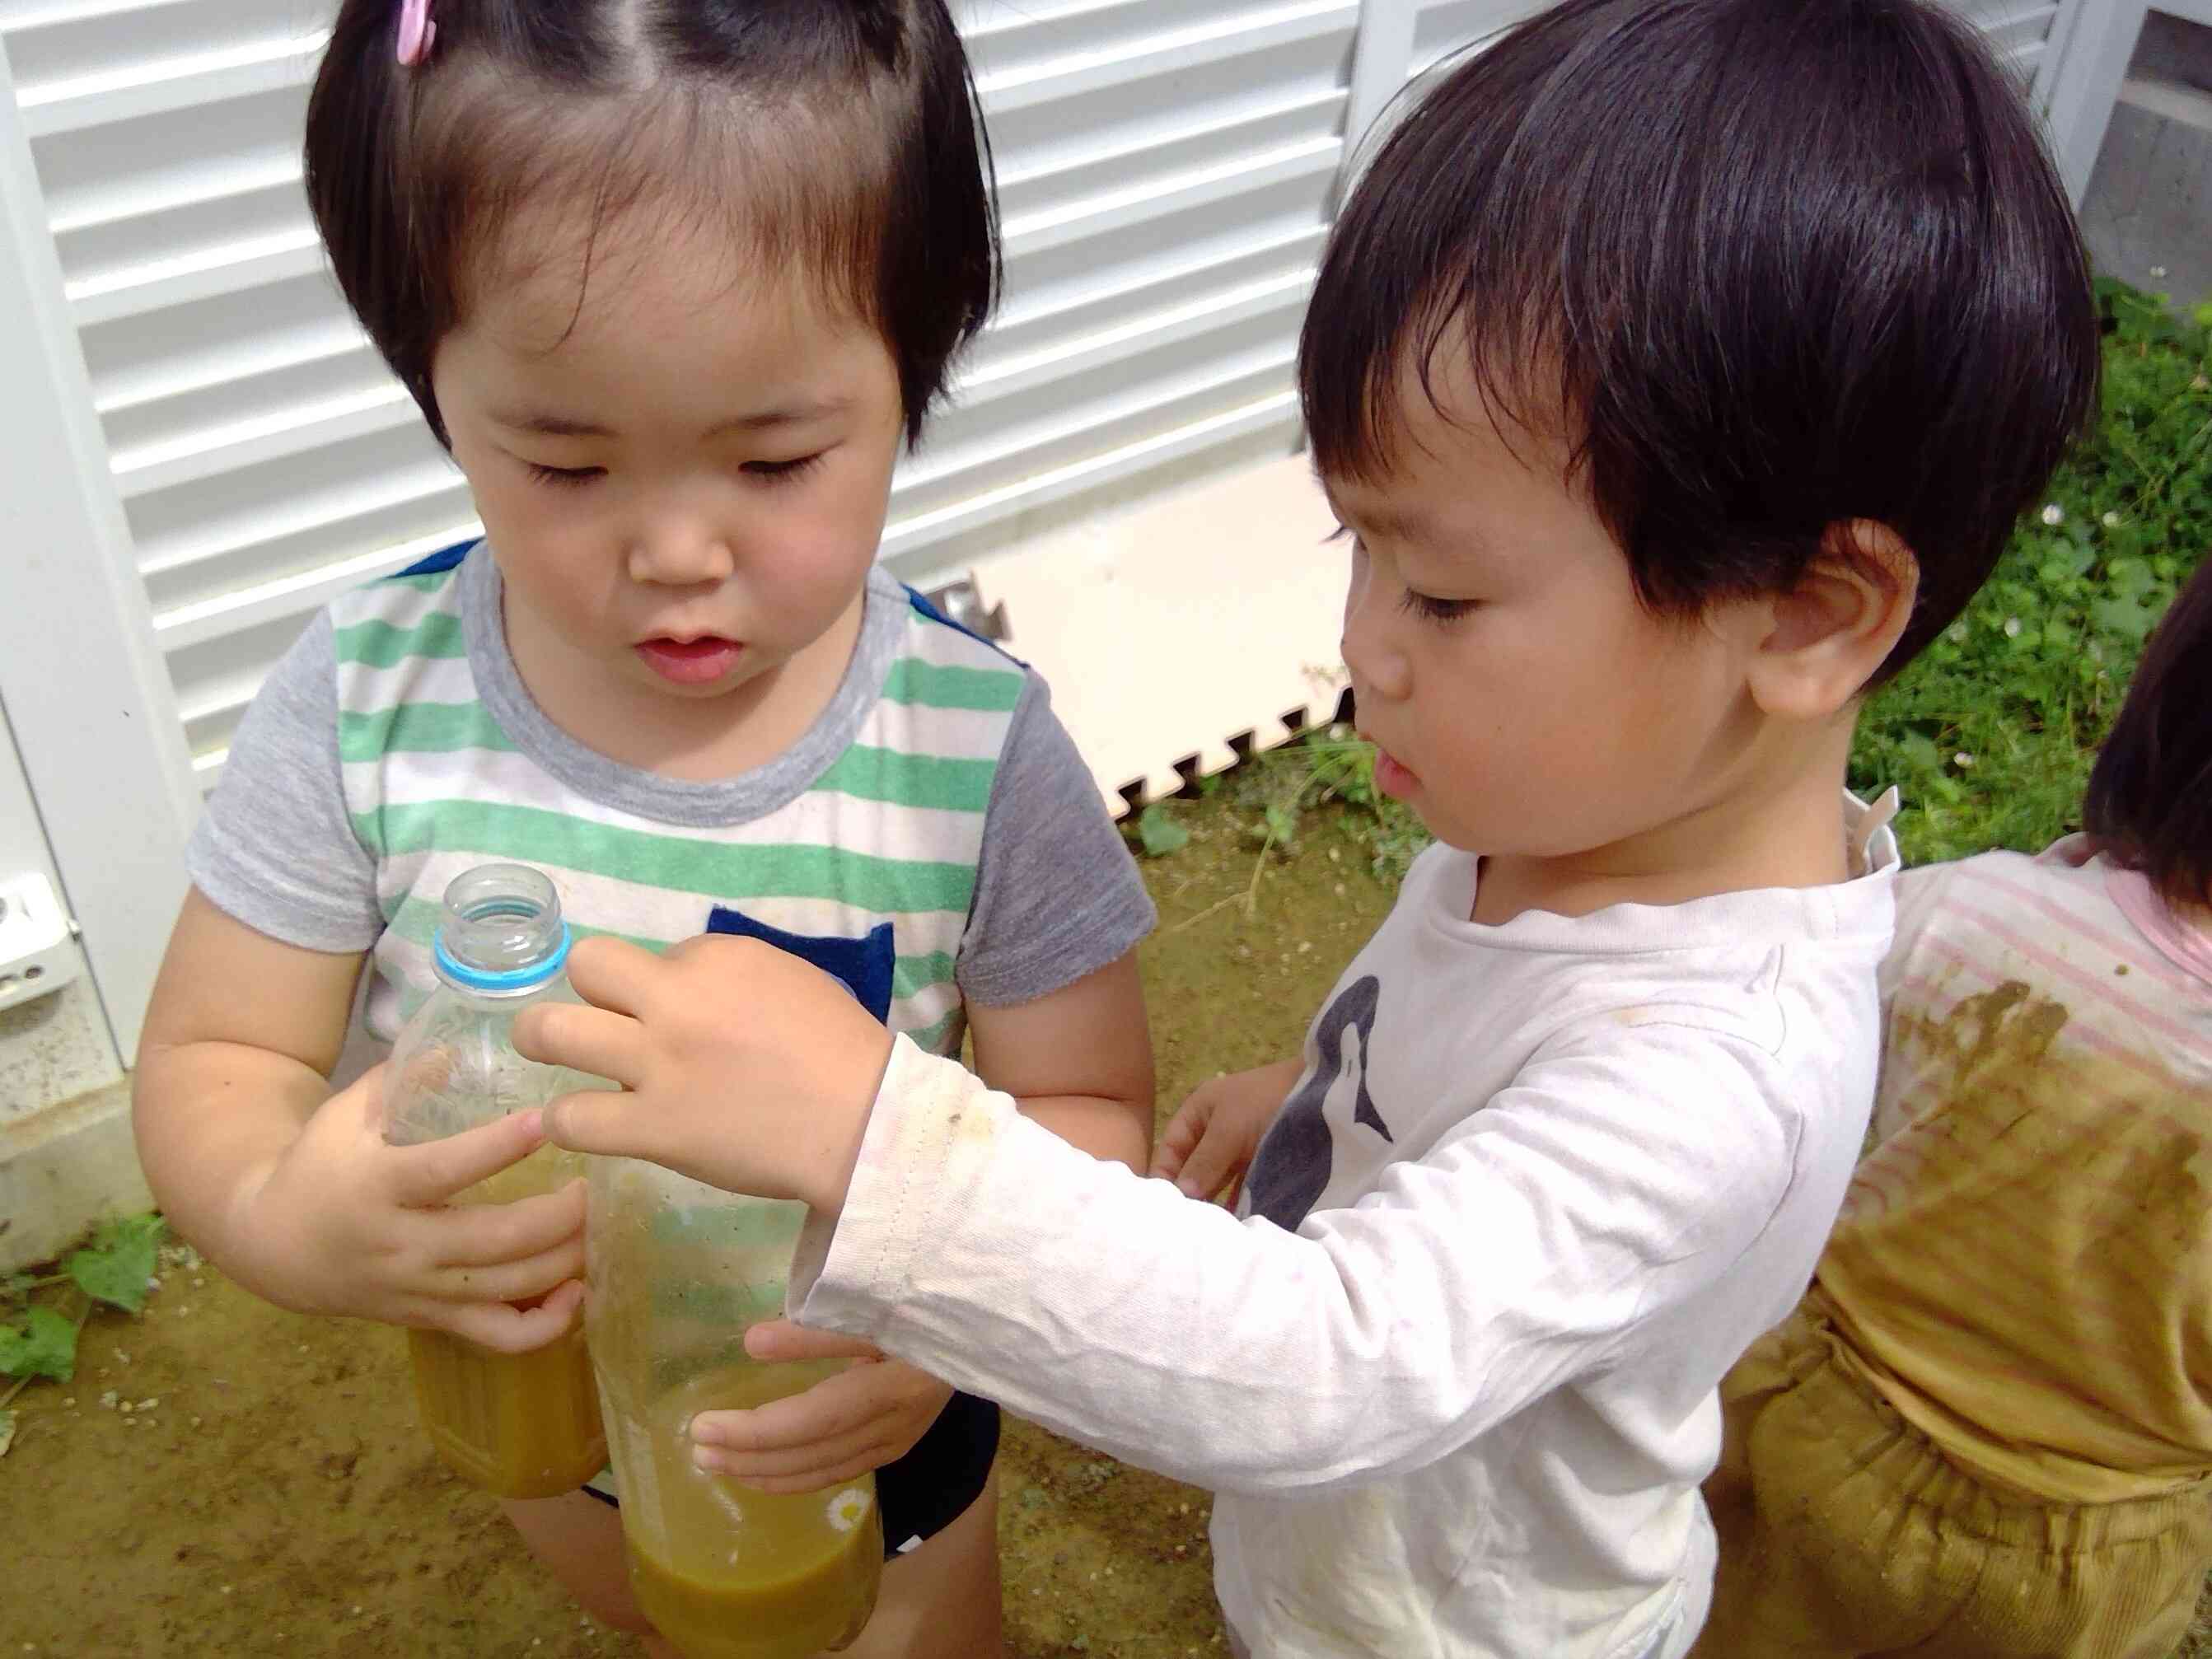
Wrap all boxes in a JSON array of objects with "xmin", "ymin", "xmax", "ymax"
[
  {"xmin": 384, "ymin": 863, "xmax": 609, "ymax": 1498},
  {"xmin": 589, "ymin": 1166, "xmax": 883, "ymax": 1658}
]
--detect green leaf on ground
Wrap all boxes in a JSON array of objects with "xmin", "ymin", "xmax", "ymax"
[
  {"xmin": 0, "ymin": 1305, "xmax": 78, "ymax": 1385},
  {"xmin": 66, "ymin": 1213, "xmax": 166, "ymax": 1314},
  {"xmin": 1136, "ymin": 802, "xmax": 1190, "ymax": 858}
]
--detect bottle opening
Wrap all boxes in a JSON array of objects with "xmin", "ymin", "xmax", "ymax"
[{"xmin": 433, "ymin": 864, "xmax": 570, "ymax": 993}]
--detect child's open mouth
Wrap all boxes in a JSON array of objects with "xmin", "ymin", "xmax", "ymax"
[{"xmin": 635, "ymin": 637, "xmax": 744, "ymax": 685}]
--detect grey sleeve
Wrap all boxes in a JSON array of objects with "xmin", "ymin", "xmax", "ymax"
[
  {"xmin": 185, "ymin": 610, "xmax": 385, "ymax": 953},
  {"xmin": 956, "ymin": 673, "xmax": 1157, "ymax": 1007}
]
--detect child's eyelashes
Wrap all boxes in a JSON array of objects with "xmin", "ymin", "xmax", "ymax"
[
  {"xmin": 526, "ymin": 461, "xmax": 606, "ymax": 489},
  {"xmin": 742, "ymin": 452, "xmax": 828, "ymax": 485},
  {"xmin": 1398, "ymin": 590, "xmax": 1478, "ymax": 624},
  {"xmin": 520, "ymin": 452, "xmax": 829, "ymax": 490}
]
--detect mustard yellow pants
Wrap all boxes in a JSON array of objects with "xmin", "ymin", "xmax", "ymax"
[{"xmin": 1692, "ymin": 1310, "xmax": 2212, "ymax": 1659}]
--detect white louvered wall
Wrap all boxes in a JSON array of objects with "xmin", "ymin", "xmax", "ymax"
[
  {"xmin": 0, "ymin": 0, "xmax": 2103, "ymax": 1073},
  {"xmin": 0, "ymin": 0, "xmax": 1362, "ymax": 794},
  {"xmin": 0, "ymin": 0, "xmax": 2078, "ymax": 797}
]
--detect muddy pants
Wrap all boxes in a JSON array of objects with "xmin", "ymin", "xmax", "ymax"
[{"xmin": 1695, "ymin": 1309, "xmax": 2212, "ymax": 1659}]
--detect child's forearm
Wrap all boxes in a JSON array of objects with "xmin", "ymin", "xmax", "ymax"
[
  {"xmin": 1016, "ymin": 1092, "xmax": 1153, "ymax": 1171},
  {"xmin": 133, "ymin": 1040, "xmax": 325, "ymax": 1296}
]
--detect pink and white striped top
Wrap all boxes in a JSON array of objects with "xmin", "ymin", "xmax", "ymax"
[{"xmin": 1812, "ymin": 836, "xmax": 2212, "ymax": 1504}]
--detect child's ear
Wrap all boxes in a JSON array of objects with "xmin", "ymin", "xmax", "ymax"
[{"xmin": 1743, "ymin": 520, "xmax": 1919, "ymax": 721}]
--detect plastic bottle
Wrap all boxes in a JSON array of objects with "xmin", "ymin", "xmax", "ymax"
[
  {"xmin": 384, "ymin": 863, "xmax": 608, "ymax": 1499},
  {"xmin": 589, "ymin": 1165, "xmax": 882, "ymax": 1657}
]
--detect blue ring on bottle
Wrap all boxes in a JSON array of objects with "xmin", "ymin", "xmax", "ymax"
[{"xmin": 433, "ymin": 920, "xmax": 571, "ymax": 993}]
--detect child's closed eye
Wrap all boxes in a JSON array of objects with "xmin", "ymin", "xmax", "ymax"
[
  {"xmin": 526, "ymin": 461, "xmax": 606, "ymax": 488},
  {"xmin": 1398, "ymin": 590, "xmax": 1478, "ymax": 624},
  {"xmin": 742, "ymin": 452, "xmax": 828, "ymax": 485}
]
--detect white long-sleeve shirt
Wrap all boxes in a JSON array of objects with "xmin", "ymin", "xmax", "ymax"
[{"xmin": 795, "ymin": 802, "xmax": 1900, "ymax": 1658}]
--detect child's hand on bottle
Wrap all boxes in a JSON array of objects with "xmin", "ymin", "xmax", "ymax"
[
  {"xmin": 231, "ymin": 1062, "xmax": 587, "ymax": 1351},
  {"xmin": 1150, "ymin": 1058, "xmax": 1307, "ymax": 1204},
  {"xmin": 685, "ymin": 1320, "xmax": 955, "ymax": 1493},
  {"xmin": 514, "ymin": 934, "xmax": 896, "ymax": 1214}
]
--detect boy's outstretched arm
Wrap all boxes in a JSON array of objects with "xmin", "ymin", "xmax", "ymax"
[
  {"xmin": 682, "ymin": 954, "xmax": 1154, "ymax": 1495},
  {"xmin": 520, "ymin": 933, "xmax": 1791, "ymax": 1496}
]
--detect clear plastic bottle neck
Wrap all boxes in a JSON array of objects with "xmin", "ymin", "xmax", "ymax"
[{"xmin": 431, "ymin": 865, "xmax": 570, "ymax": 996}]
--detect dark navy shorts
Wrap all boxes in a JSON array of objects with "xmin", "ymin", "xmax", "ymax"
[{"xmin": 583, "ymin": 1389, "xmax": 1000, "ymax": 1562}]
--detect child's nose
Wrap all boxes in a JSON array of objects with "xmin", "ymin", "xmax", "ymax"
[
  {"xmin": 627, "ymin": 520, "xmax": 736, "ymax": 588},
  {"xmin": 1341, "ymin": 596, "xmax": 1412, "ymax": 703}
]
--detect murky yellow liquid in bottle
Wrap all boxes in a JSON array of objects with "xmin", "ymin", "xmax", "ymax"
[
  {"xmin": 623, "ymin": 1364, "xmax": 881, "ymax": 1658},
  {"xmin": 405, "ymin": 1146, "xmax": 606, "ymax": 1498}
]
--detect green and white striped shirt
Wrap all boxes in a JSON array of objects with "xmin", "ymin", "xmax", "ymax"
[{"xmin": 190, "ymin": 544, "xmax": 1152, "ymax": 1054}]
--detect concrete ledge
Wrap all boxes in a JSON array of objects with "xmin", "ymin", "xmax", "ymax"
[
  {"xmin": 2083, "ymin": 91, "xmax": 2212, "ymax": 306},
  {"xmin": 0, "ymin": 1077, "xmax": 151, "ymax": 1272}
]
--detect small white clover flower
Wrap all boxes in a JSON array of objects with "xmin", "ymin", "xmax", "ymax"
[
  {"xmin": 2004, "ymin": 617, "xmax": 2023, "ymax": 638},
  {"xmin": 2040, "ymin": 504, "xmax": 2065, "ymax": 527},
  {"xmin": 826, "ymin": 1486, "xmax": 874, "ymax": 1534},
  {"xmin": 1948, "ymin": 622, "xmax": 1971, "ymax": 645},
  {"xmin": 2102, "ymin": 511, "xmax": 2123, "ymax": 530},
  {"xmin": 1954, "ymin": 752, "xmax": 1976, "ymax": 769}
]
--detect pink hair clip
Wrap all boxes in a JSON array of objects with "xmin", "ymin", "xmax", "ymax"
[{"xmin": 396, "ymin": 0, "xmax": 437, "ymax": 68}]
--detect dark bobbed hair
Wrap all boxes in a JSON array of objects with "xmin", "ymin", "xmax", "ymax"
[
  {"xmin": 2085, "ymin": 558, "xmax": 2212, "ymax": 912},
  {"xmin": 1300, "ymin": 0, "xmax": 2099, "ymax": 685},
  {"xmin": 306, "ymin": 0, "xmax": 998, "ymax": 448}
]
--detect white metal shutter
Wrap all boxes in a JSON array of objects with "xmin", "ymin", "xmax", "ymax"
[
  {"xmin": 0, "ymin": 0, "xmax": 1359, "ymax": 793},
  {"xmin": 1947, "ymin": 0, "xmax": 2070, "ymax": 82}
]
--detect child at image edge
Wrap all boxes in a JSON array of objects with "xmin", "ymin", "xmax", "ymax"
[
  {"xmin": 514, "ymin": 2, "xmax": 2103, "ymax": 1657},
  {"xmin": 129, "ymin": 5, "xmax": 1158, "ymax": 1657},
  {"xmin": 1695, "ymin": 555, "xmax": 2212, "ymax": 1658}
]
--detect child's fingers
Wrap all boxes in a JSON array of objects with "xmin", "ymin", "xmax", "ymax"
[
  {"xmin": 745, "ymin": 1318, "xmax": 883, "ymax": 1364},
  {"xmin": 690, "ymin": 1422, "xmax": 891, "ymax": 1487},
  {"xmin": 430, "ymin": 1232, "xmax": 587, "ymax": 1306},
  {"xmin": 426, "ymin": 1179, "xmax": 585, "ymax": 1267},
  {"xmin": 694, "ymin": 1367, "xmax": 885, "ymax": 1452},
  {"xmin": 1168, "ymin": 1120, "xmax": 1251, "ymax": 1202},
  {"xmin": 1148, "ymin": 1091, "xmax": 1217, "ymax": 1180},
  {"xmin": 434, "ymin": 1278, "xmax": 585, "ymax": 1353},
  {"xmin": 701, "ymin": 1454, "xmax": 890, "ymax": 1495},
  {"xmin": 511, "ymin": 1001, "xmax": 648, "ymax": 1088},
  {"xmin": 539, "ymin": 1087, "xmax": 664, "ymax": 1163},
  {"xmin": 559, "ymin": 935, "xmax": 671, "ymax": 1018},
  {"xmin": 385, "ymin": 1107, "xmax": 549, "ymax": 1206}
]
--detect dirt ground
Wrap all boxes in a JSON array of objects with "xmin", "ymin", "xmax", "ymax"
[
  {"xmin": 7, "ymin": 792, "xmax": 2210, "ymax": 1657},
  {"xmin": 0, "ymin": 794, "xmax": 1400, "ymax": 1658}
]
